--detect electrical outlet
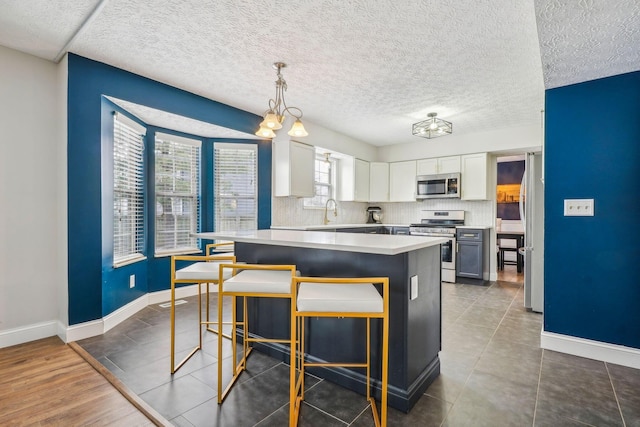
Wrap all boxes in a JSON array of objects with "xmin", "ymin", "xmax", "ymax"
[
  {"xmin": 410, "ymin": 275, "xmax": 418, "ymax": 300},
  {"xmin": 564, "ymin": 199, "xmax": 594, "ymax": 216},
  {"xmin": 129, "ymin": 274, "xmax": 135, "ymax": 288}
]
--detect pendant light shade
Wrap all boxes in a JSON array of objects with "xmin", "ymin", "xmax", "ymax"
[
  {"xmin": 287, "ymin": 119, "xmax": 308, "ymax": 137},
  {"xmin": 256, "ymin": 62, "xmax": 308, "ymax": 139},
  {"xmin": 260, "ymin": 112, "xmax": 283, "ymax": 130}
]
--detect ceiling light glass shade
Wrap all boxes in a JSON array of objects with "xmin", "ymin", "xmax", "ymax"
[
  {"xmin": 260, "ymin": 112, "xmax": 283, "ymax": 130},
  {"xmin": 255, "ymin": 126, "xmax": 277, "ymax": 138},
  {"xmin": 256, "ymin": 62, "xmax": 307, "ymax": 139},
  {"xmin": 412, "ymin": 112, "xmax": 452, "ymax": 139},
  {"xmin": 287, "ymin": 119, "xmax": 308, "ymax": 137}
]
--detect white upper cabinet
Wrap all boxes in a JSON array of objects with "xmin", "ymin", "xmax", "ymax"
[
  {"xmin": 338, "ymin": 157, "xmax": 370, "ymax": 202},
  {"xmin": 369, "ymin": 162, "xmax": 389, "ymax": 202},
  {"xmin": 460, "ymin": 152, "xmax": 489, "ymax": 200},
  {"xmin": 389, "ymin": 160, "xmax": 417, "ymax": 202},
  {"xmin": 354, "ymin": 159, "xmax": 370, "ymax": 202},
  {"xmin": 274, "ymin": 140, "xmax": 315, "ymax": 197},
  {"xmin": 416, "ymin": 155, "xmax": 460, "ymax": 175}
]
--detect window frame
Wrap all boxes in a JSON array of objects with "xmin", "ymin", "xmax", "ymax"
[
  {"xmin": 214, "ymin": 142, "xmax": 258, "ymax": 232},
  {"xmin": 153, "ymin": 132, "xmax": 202, "ymax": 257},
  {"xmin": 112, "ymin": 112, "xmax": 147, "ymax": 268},
  {"xmin": 303, "ymin": 152, "xmax": 336, "ymax": 209}
]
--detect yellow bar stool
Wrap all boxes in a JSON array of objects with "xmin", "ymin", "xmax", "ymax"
[
  {"xmin": 290, "ymin": 276, "xmax": 389, "ymax": 427},
  {"xmin": 217, "ymin": 263, "xmax": 297, "ymax": 404},
  {"xmin": 170, "ymin": 244, "xmax": 235, "ymax": 374}
]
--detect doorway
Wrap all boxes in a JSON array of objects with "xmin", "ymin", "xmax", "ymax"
[{"xmin": 496, "ymin": 154, "xmax": 525, "ymax": 284}]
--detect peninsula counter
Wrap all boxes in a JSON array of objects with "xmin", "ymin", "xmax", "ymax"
[{"xmin": 195, "ymin": 229, "xmax": 445, "ymax": 412}]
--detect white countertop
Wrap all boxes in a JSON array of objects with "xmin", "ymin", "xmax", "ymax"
[
  {"xmin": 270, "ymin": 223, "xmax": 408, "ymax": 231},
  {"xmin": 456, "ymin": 225, "xmax": 492, "ymax": 230},
  {"xmin": 195, "ymin": 229, "xmax": 446, "ymax": 255}
]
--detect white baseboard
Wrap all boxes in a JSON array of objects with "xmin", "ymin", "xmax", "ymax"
[
  {"xmin": 541, "ymin": 330, "xmax": 640, "ymax": 370},
  {"xmin": 147, "ymin": 284, "xmax": 199, "ymax": 305},
  {"xmin": 0, "ymin": 321, "xmax": 60, "ymax": 348},
  {"xmin": 0, "ymin": 285, "xmax": 203, "ymax": 348}
]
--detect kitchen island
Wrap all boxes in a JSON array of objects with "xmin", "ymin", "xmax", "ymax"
[{"xmin": 195, "ymin": 229, "xmax": 445, "ymax": 412}]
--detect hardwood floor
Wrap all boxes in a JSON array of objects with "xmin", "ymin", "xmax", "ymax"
[
  {"xmin": 0, "ymin": 336, "xmax": 163, "ymax": 426},
  {"xmin": 496, "ymin": 263, "xmax": 524, "ymax": 284}
]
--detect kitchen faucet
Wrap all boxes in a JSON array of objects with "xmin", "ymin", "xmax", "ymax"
[{"xmin": 323, "ymin": 198, "xmax": 338, "ymax": 225}]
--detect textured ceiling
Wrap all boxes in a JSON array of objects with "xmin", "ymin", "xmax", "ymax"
[
  {"xmin": 107, "ymin": 97, "xmax": 260, "ymax": 139},
  {"xmin": 535, "ymin": 0, "xmax": 640, "ymax": 89},
  {"xmin": 0, "ymin": 1, "xmax": 637, "ymax": 146}
]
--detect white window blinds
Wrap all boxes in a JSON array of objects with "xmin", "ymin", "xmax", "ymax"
[
  {"xmin": 304, "ymin": 153, "xmax": 335, "ymax": 208},
  {"xmin": 154, "ymin": 133, "xmax": 201, "ymax": 255},
  {"xmin": 214, "ymin": 143, "xmax": 257, "ymax": 232},
  {"xmin": 113, "ymin": 112, "xmax": 146, "ymax": 265}
]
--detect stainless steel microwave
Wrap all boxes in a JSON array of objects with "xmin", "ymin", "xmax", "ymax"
[{"xmin": 416, "ymin": 173, "xmax": 461, "ymax": 199}]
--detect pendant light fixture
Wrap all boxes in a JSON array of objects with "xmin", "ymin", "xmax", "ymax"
[
  {"xmin": 255, "ymin": 62, "xmax": 308, "ymax": 139},
  {"xmin": 412, "ymin": 112, "xmax": 453, "ymax": 139}
]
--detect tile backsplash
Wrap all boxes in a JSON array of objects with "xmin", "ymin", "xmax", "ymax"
[
  {"xmin": 378, "ymin": 199, "xmax": 495, "ymax": 226},
  {"xmin": 272, "ymin": 197, "xmax": 494, "ymax": 227},
  {"xmin": 271, "ymin": 197, "xmax": 369, "ymax": 226}
]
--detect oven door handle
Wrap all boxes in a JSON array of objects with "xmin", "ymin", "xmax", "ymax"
[{"xmin": 410, "ymin": 233, "xmax": 455, "ymax": 237}]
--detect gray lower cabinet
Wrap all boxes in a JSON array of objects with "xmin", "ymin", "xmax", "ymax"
[
  {"xmin": 392, "ymin": 226, "xmax": 410, "ymax": 235},
  {"xmin": 456, "ymin": 228, "xmax": 484, "ymax": 279}
]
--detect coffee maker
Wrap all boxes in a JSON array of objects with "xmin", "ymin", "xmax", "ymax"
[{"xmin": 366, "ymin": 206, "xmax": 383, "ymax": 224}]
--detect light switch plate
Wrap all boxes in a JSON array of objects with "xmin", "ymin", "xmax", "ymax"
[
  {"xmin": 410, "ymin": 275, "xmax": 418, "ymax": 300},
  {"xmin": 564, "ymin": 199, "xmax": 594, "ymax": 216}
]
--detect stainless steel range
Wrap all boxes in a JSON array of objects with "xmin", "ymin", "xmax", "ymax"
[{"xmin": 410, "ymin": 210, "xmax": 465, "ymax": 283}]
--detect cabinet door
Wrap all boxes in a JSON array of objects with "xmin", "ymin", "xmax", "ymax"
[
  {"xmin": 438, "ymin": 156, "xmax": 461, "ymax": 173},
  {"xmin": 461, "ymin": 153, "xmax": 489, "ymax": 200},
  {"xmin": 416, "ymin": 158, "xmax": 438, "ymax": 175},
  {"xmin": 456, "ymin": 241, "xmax": 483, "ymax": 278},
  {"xmin": 369, "ymin": 162, "xmax": 389, "ymax": 202},
  {"xmin": 354, "ymin": 159, "xmax": 370, "ymax": 202},
  {"xmin": 289, "ymin": 141, "xmax": 315, "ymax": 197},
  {"xmin": 389, "ymin": 160, "xmax": 417, "ymax": 202}
]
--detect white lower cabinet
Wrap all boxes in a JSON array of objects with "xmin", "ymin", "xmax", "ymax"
[
  {"xmin": 369, "ymin": 162, "xmax": 389, "ymax": 202},
  {"xmin": 274, "ymin": 140, "xmax": 315, "ymax": 197},
  {"xmin": 461, "ymin": 152, "xmax": 489, "ymax": 200},
  {"xmin": 389, "ymin": 160, "xmax": 417, "ymax": 202}
]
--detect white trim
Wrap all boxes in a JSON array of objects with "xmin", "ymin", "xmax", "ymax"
[
  {"xmin": 65, "ymin": 319, "xmax": 103, "ymax": 343},
  {"xmin": 541, "ymin": 330, "xmax": 640, "ymax": 370},
  {"xmin": 148, "ymin": 284, "xmax": 200, "ymax": 305},
  {"xmin": 64, "ymin": 285, "xmax": 201, "ymax": 342},
  {"xmin": 0, "ymin": 321, "xmax": 60, "ymax": 349},
  {"xmin": 103, "ymin": 294, "xmax": 148, "ymax": 333},
  {"xmin": 1, "ymin": 284, "xmax": 204, "ymax": 347}
]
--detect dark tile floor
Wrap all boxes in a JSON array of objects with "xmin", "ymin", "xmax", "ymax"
[{"xmin": 78, "ymin": 273, "xmax": 640, "ymax": 426}]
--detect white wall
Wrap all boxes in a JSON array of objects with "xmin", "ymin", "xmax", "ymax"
[
  {"xmin": 377, "ymin": 124, "xmax": 542, "ymax": 162},
  {"xmin": 0, "ymin": 46, "xmax": 65, "ymax": 347},
  {"xmin": 294, "ymin": 119, "xmax": 378, "ymax": 161}
]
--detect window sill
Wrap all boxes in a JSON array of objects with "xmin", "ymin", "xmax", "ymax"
[{"xmin": 113, "ymin": 254, "xmax": 147, "ymax": 268}]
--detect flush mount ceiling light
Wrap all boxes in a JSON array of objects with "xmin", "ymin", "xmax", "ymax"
[
  {"xmin": 412, "ymin": 112, "xmax": 453, "ymax": 139},
  {"xmin": 255, "ymin": 62, "xmax": 308, "ymax": 139}
]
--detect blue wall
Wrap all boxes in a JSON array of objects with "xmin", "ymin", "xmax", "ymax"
[
  {"xmin": 68, "ymin": 54, "xmax": 271, "ymax": 325},
  {"xmin": 544, "ymin": 70, "xmax": 640, "ymax": 349}
]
